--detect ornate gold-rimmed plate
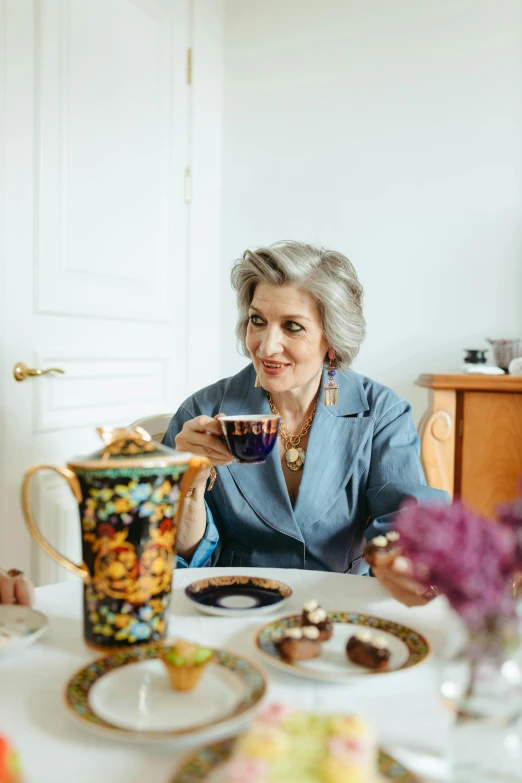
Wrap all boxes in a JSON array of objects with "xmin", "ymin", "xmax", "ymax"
[
  {"xmin": 172, "ymin": 737, "xmax": 419, "ymax": 782},
  {"xmin": 0, "ymin": 605, "xmax": 48, "ymax": 656},
  {"xmin": 255, "ymin": 612, "xmax": 430, "ymax": 681},
  {"xmin": 185, "ymin": 576, "xmax": 292, "ymax": 617},
  {"xmin": 65, "ymin": 643, "xmax": 267, "ymax": 745}
]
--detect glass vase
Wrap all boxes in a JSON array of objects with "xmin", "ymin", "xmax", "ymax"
[{"xmin": 440, "ymin": 619, "xmax": 522, "ymax": 782}]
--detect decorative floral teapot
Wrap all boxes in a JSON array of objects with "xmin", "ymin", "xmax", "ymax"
[{"xmin": 22, "ymin": 427, "xmax": 210, "ymax": 650}]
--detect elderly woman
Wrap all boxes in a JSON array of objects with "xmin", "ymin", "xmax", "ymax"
[{"xmin": 163, "ymin": 242, "xmax": 447, "ymax": 606}]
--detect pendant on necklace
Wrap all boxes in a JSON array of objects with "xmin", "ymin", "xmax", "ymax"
[{"xmin": 285, "ymin": 447, "xmax": 305, "ymax": 472}]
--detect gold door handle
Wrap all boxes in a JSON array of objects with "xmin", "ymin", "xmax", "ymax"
[{"xmin": 13, "ymin": 361, "xmax": 65, "ymax": 382}]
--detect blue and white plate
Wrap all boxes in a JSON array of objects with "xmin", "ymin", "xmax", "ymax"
[{"xmin": 185, "ymin": 575, "xmax": 292, "ymax": 617}]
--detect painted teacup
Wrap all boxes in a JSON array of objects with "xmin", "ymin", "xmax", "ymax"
[{"xmin": 220, "ymin": 415, "xmax": 280, "ymax": 464}]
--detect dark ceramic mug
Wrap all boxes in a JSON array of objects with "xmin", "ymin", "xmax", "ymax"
[
  {"xmin": 464, "ymin": 349, "xmax": 487, "ymax": 364},
  {"xmin": 220, "ymin": 415, "xmax": 280, "ymax": 464}
]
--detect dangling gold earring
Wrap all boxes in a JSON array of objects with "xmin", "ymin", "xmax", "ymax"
[
  {"xmin": 323, "ymin": 356, "xmax": 339, "ymax": 406},
  {"xmin": 254, "ymin": 375, "xmax": 261, "ymax": 388}
]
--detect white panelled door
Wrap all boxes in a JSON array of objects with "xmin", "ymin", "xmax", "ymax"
[{"xmin": 0, "ymin": 0, "xmax": 190, "ymax": 584}]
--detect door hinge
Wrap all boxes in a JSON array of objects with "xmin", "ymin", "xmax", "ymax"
[
  {"xmin": 186, "ymin": 47, "xmax": 192, "ymax": 85},
  {"xmin": 184, "ymin": 167, "xmax": 192, "ymax": 203}
]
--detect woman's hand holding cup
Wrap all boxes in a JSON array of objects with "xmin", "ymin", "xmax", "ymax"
[{"xmin": 175, "ymin": 415, "xmax": 234, "ymax": 486}]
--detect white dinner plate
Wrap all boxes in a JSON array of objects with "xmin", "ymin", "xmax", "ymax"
[
  {"xmin": 0, "ymin": 604, "xmax": 48, "ymax": 656},
  {"xmin": 184, "ymin": 575, "xmax": 292, "ymax": 617},
  {"xmin": 65, "ymin": 642, "xmax": 267, "ymax": 746},
  {"xmin": 255, "ymin": 612, "xmax": 431, "ymax": 682}
]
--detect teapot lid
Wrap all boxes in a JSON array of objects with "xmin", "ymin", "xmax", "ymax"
[{"xmin": 68, "ymin": 426, "xmax": 193, "ymax": 470}]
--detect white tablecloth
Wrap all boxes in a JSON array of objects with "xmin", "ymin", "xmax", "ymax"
[{"xmin": 0, "ymin": 568, "xmax": 453, "ymax": 783}]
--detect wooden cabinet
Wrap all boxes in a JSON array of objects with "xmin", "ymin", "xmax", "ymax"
[{"xmin": 416, "ymin": 374, "xmax": 522, "ymax": 518}]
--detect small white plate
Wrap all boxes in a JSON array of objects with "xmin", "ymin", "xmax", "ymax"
[
  {"xmin": 184, "ymin": 575, "xmax": 292, "ymax": 617},
  {"xmin": 65, "ymin": 643, "xmax": 267, "ymax": 746},
  {"xmin": 0, "ymin": 605, "xmax": 48, "ymax": 656}
]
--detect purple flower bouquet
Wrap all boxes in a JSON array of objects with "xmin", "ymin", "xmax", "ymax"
[
  {"xmin": 396, "ymin": 487, "xmax": 522, "ymax": 781},
  {"xmin": 395, "ymin": 491, "xmax": 522, "ymax": 634}
]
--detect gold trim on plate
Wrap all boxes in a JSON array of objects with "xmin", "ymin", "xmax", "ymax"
[
  {"xmin": 64, "ymin": 643, "xmax": 267, "ymax": 743},
  {"xmin": 172, "ymin": 738, "xmax": 420, "ymax": 782},
  {"xmin": 186, "ymin": 575, "xmax": 292, "ymax": 598},
  {"xmin": 255, "ymin": 612, "xmax": 431, "ymax": 681}
]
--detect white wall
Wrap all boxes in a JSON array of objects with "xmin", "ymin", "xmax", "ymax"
[
  {"xmin": 187, "ymin": 0, "xmax": 224, "ymax": 395},
  {"xmin": 220, "ymin": 0, "xmax": 522, "ymax": 422}
]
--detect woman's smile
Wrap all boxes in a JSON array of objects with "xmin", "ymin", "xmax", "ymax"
[
  {"xmin": 247, "ymin": 282, "xmax": 329, "ymax": 394},
  {"xmin": 259, "ymin": 358, "xmax": 291, "ymax": 376}
]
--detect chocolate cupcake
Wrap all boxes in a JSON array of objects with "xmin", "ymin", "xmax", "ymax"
[
  {"xmin": 346, "ymin": 629, "xmax": 391, "ymax": 670},
  {"xmin": 364, "ymin": 531, "xmax": 401, "ymax": 568},
  {"xmin": 301, "ymin": 600, "xmax": 333, "ymax": 642},
  {"xmin": 277, "ymin": 626, "xmax": 322, "ymax": 662}
]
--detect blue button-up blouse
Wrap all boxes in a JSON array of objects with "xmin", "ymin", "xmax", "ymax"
[{"xmin": 162, "ymin": 363, "xmax": 448, "ymax": 573}]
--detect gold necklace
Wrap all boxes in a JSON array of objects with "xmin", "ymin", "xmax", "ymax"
[{"xmin": 266, "ymin": 393, "xmax": 317, "ymax": 472}]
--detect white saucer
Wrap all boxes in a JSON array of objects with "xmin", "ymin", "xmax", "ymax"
[
  {"xmin": 184, "ymin": 575, "xmax": 292, "ymax": 617},
  {"xmin": 0, "ymin": 604, "xmax": 48, "ymax": 656}
]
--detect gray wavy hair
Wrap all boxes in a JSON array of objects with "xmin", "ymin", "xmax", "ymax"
[{"xmin": 230, "ymin": 241, "xmax": 366, "ymax": 370}]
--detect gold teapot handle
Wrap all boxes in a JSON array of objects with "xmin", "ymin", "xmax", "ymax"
[{"xmin": 21, "ymin": 465, "xmax": 89, "ymax": 579}]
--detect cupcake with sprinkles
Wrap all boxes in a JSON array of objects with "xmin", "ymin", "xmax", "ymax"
[{"xmin": 224, "ymin": 704, "xmax": 379, "ymax": 783}]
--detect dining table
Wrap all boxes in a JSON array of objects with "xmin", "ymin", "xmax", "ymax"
[{"xmin": 0, "ymin": 566, "xmax": 455, "ymax": 783}]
